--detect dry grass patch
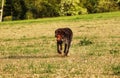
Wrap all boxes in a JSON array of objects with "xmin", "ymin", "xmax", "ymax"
[{"xmin": 0, "ymin": 18, "xmax": 120, "ymax": 78}]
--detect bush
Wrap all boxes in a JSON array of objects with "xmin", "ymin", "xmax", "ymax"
[
  {"xmin": 95, "ymin": 0, "xmax": 119, "ymax": 13},
  {"xmin": 3, "ymin": 16, "xmax": 12, "ymax": 21},
  {"xmin": 83, "ymin": 0, "xmax": 98, "ymax": 13},
  {"xmin": 59, "ymin": 0, "xmax": 87, "ymax": 16},
  {"xmin": 26, "ymin": 11, "xmax": 34, "ymax": 19}
]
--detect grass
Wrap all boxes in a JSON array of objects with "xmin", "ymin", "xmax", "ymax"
[
  {"xmin": 0, "ymin": 11, "xmax": 120, "ymax": 78},
  {"xmin": 1, "ymin": 11, "xmax": 120, "ymax": 25}
]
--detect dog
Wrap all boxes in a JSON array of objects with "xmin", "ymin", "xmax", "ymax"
[{"xmin": 55, "ymin": 28, "xmax": 73, "ymax": 56}]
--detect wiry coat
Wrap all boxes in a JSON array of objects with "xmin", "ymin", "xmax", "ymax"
[{"xmin": 55, "ymin": 28, "xmax": 73, "ymax": 56}]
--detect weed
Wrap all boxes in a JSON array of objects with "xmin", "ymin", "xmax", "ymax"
[
  {"xmin": 44, "ymin": 64, "xmax": 54, "ymax": 73},
  {"xmin": 88, "ymin": 52, "xmax": 95, "ymax": 56},
  {"xmin": 79, "ymin": 37, "xmax": 93, "ymax": 46},
  {"xmin": 112, "ymin": 64, "xmax": 120, "ymax": 75},
  {"xmin": 28, "ymin": 62, "xmax": 39, "ymax": 74},
  {"xmin": 3, "ymin": 64, "xmax": 17, "ymax": 73},
  {"xmin": 109, "ymin": 49, "xmax": 119, "ymax": 55}
]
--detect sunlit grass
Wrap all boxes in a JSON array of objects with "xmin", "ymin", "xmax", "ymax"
[
  {"xmin": 0, "ymin": 12, "xmax": 120, "ymax": 78},
  {"xmin": 0, "ymin": 11, "xmax": 120, "ymax": 25}
]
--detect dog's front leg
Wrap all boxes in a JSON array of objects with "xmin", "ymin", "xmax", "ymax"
[{"xmin": 57, "ymin": 42, "xmax": 62, "ymax": 54}]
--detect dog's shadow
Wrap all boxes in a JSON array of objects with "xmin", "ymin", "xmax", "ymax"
[{"xmin": 1, "ymin": 54, "xmax": 66, "ymax": 59}]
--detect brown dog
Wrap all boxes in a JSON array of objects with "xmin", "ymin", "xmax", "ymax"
[{"xmin": 55, "ymin": 28, "xmax": 73, "ymax": 56}]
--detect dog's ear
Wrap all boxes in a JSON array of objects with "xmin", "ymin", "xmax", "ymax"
[{"xmin": 55, "ymin": 30, "xmax": 59, "ymax": 37}]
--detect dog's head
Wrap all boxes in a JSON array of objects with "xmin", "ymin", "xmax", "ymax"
[{"xmin": 55, "ymin": 29, "xmax": 65, "ymax": 41}]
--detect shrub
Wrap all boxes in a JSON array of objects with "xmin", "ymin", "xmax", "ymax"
[
  {"xmin": 26, "ymin": 11, "xmax": 34, "ymax": 19},
  {"xmin": 3, "ymin": 16, "xmax": 12, "ymax": 21},
  {"xmin": 95, "ymin": 0, "xmax": 119, "ymax": 13},
  {"xmin": 59, "ymin": 0, "xmax": 87, "ymax": 16}
]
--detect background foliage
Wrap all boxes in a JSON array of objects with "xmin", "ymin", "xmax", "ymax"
[{"xmin": 1, "ymin": 0, "xmax": 120, "ymax": 20}]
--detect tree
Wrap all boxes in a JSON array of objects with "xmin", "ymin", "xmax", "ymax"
[
  {"xmin": 12, "ymin": 0, "xmax": 27, "ymax": 20},
  {"xmin": 116, "ymin": 0, "xmax": 120, "ymax": 8},
  {"xmin": 0, "ymin": 0, "xmax": 4, "ymax": 22},
  {"xmin": 95, "ymin": 0, "xmax": 119, "ymax": 13},
  {"xmin": 4, "ymin": 0, "xmax": 12, "ymax": 17},
  {"xmin": 36, "ymin": 0, "xmax": 59, "ymax": 18},
  {"xmin": 83, "ymin": 0, "xmax": 98, "ymax": 13},
  {"xmin": 2, "ymin": 0, "xmax": 120, "ymax": 20},
  {"xmin": 25, "ymin": 0, "xmax": 60, "ymax": 19}
]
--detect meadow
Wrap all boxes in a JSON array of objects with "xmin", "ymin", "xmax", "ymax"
[{"xmin": 0, "ymin": 12, "xmax": 120, "ymax": 78}]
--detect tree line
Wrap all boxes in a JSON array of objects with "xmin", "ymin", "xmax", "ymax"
[{"xmin": 2, "ymin": 0, "xmax": 120, "ymax": 20}]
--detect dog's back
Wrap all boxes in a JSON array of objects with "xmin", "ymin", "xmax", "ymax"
[
  {"xmin": 55, "ymin": 28, "xmax": 73, "ymax": 40},
  {"xmin": 62, "ymin": 28, "xmax": 73, "ymax": 40}
]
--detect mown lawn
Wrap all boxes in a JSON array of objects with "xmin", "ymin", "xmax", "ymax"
[{"xmin": 0, "ymin": 12, "xmax": 120, "ymax": 78}]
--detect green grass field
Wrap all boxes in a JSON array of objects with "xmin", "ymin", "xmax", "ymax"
[{"xmin": 0, "ymin": 12, "xmax": 120, "ymax": 78}]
